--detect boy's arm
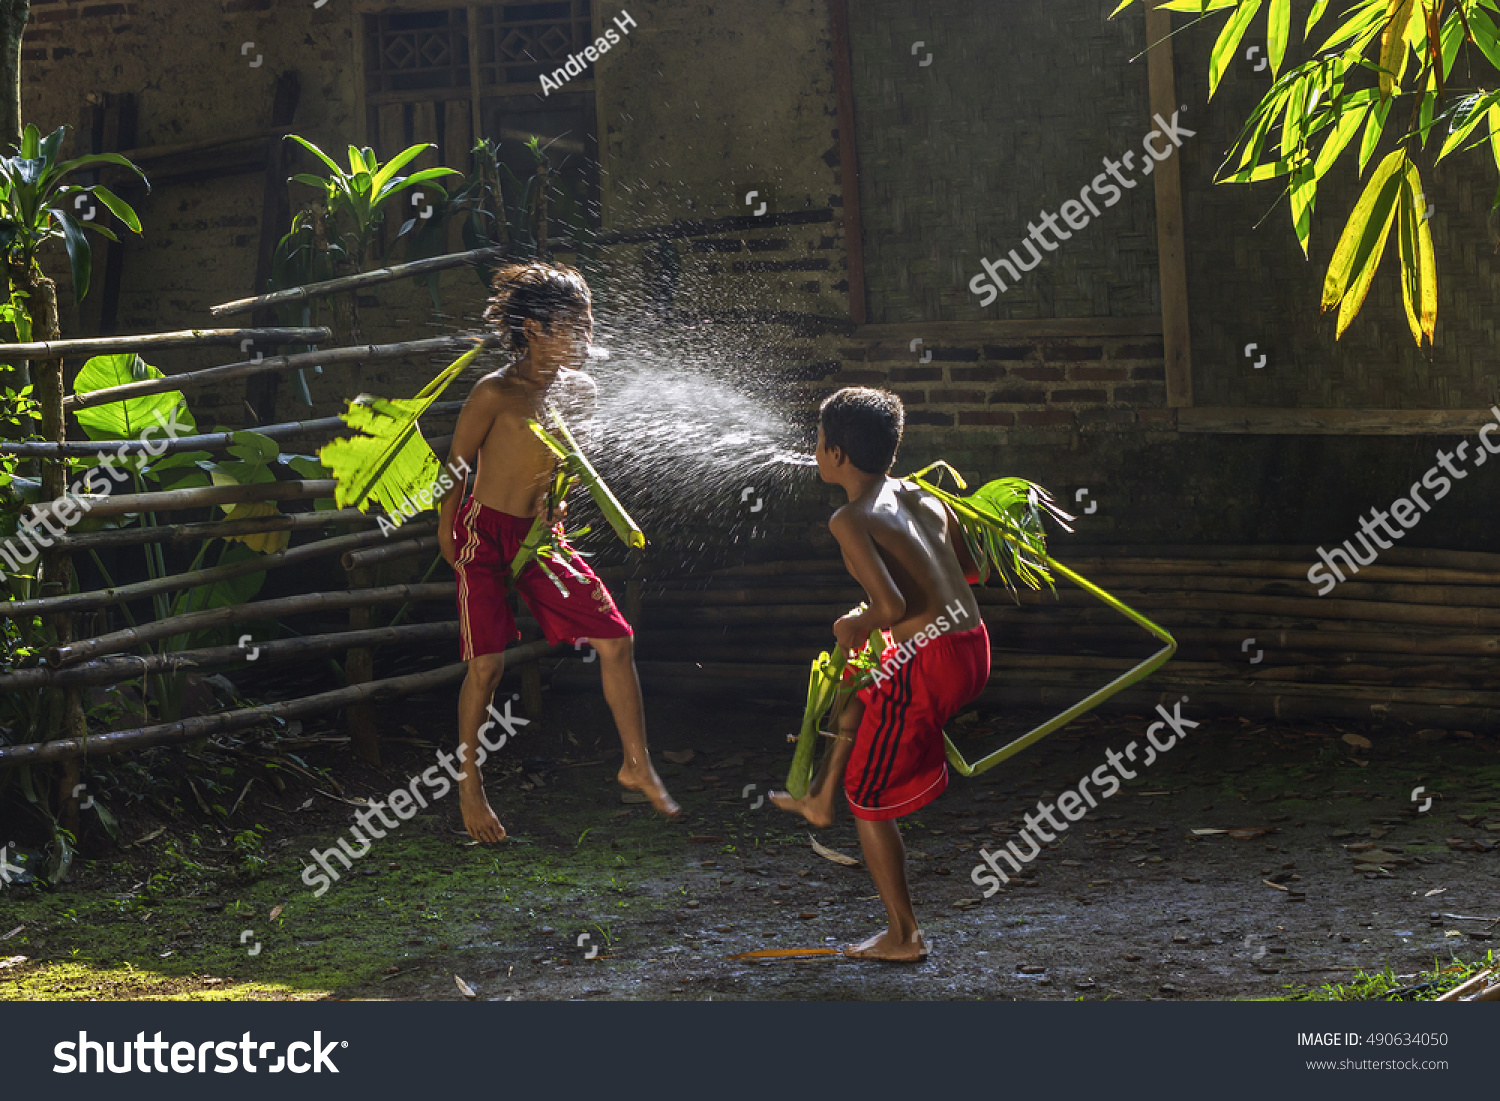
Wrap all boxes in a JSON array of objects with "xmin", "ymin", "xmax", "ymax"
[
  {"xmin": 436, "ymin": 380, "xmax": 502, "ymax": 566},
  {"xmin": 941, "ymin": 499, "xmax": 982, "ymax": 584},
  {"xmin": 828, "ymin": 509, "xmax": 906, "ymax": 651}
]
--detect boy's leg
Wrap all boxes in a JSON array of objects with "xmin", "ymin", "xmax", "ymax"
[
  {"xmin": 457, "ymin": 651, "xmax": 508, "ymax": 842},
  {"xmin": 846, "ymin": 816, "xmax": 927, "ymax": 961},
  {"xmin": 588, "ymin": 634, "xmax": 680, "ymax": 817},
  {"xmin": 770, "ymin": 692, "xmax": 863, "ymax": 828}
]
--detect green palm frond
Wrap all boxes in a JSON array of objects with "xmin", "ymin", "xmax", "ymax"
[{"xmin": 906, "ymin": 461, "xmax": 1074, "ymax": 598}]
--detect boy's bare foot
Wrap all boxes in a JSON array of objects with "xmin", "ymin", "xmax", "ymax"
[
  {"xmin": 618, "ymin": 764, "xmax": 681, "ymax": 818},
  {"xmin": 844, "ymin": 928, "xmax": 929, "ymax": 962},
  {"xmin": 460, "ymin": 792, "xmax": 507, "ymax": 843},
  {"xmin": 768, "ymin": 789, "xmax": 835, "ymax": 829}
]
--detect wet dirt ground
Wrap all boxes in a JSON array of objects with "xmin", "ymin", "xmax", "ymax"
[{"xmin": 3, "ymin": 682, "xmax": 1497, "ymax": 1001}]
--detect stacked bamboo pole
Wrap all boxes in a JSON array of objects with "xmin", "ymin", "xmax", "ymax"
[{"xmin": 566, "ymin": 546, "xmax": 1500, "ymax": 733}]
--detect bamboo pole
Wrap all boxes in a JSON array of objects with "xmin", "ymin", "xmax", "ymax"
[
  {"xmin": 209, "ymin": 246, "xmax": 512, "ymax": 318},
  {"xmin": 1, "ymin": 327, "xmax": 331, "ymax": 361},
  {"xmin": 49, "ymin": 581, "xmax": 457, "ymax": 666},
  {"xmin": 30, "ymin": 478, "xmax": 336, "ymax": 523},
  {"xmin": 0, "ymin": 401, "xmax": 464, "ymax": 457},
  {"xmin": 0, "ymin": 640, "xmax": 557, "ymax": 767},
  {"xmin": 64, "ymin": 335, "xmax": 499, "ymax": 411},
  {"xmin": 342, "ymin": 534, "xmax": 439, "ymax": 571},
  {"xmin": 208, "ymin": 210, "xmax": 839, "ymax": 318},
  {"xmin": 1, "ymin": 525, "xmax": 399, "ymax": 618},
  {"xmin": 344, "ymin": 563, "xmax": 381, "ymax": 765},
  {"xmin": 0, "ymin": 620, "xmax": 459, "ymax": 691},
  {"xmin": 52, "ymin": 508, "xmax": 381, "ymax": 552},
  {"xmin": 640, "ymin": 576, "xmax": 1500, "ymax": 608}
]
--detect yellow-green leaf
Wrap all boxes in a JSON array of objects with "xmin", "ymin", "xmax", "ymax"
[
  {"xmin": 1305, "ymin": 0, "xmax": 1331, "ymax": 39},
  {"xmin": 1396, "ymin": 162, "xmax": 1437, "ymax": 347},
  {"xmin": 1268, "ymin": 0, "xmax": 1291, "ymax": 75},
  {"xmin": 1323, "ymin": 149, "xmax": 1406, "ymax": 336},
  {"xmin": 1377, "ymin": 0, "xmax": 1415, "ymax": 99},
  {"xmin": 1315, "ymin": 102, "xmax": 1370, "ymax": 177},
  {"xmin": 317, "ymin": 342, "xmax": 485, "ymax": 515},
  {"xmin": 1210, "ymin": 0, "xmax": 1263, "ymax": 98},
  {"xmin": 1290, "ymin": 163, "xmax": 1317, "ymax": 257}
]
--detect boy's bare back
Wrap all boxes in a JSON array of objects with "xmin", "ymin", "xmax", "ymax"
[{"xmin": 831, "ymin": 478, "xmax": 980, "ymax": 643}]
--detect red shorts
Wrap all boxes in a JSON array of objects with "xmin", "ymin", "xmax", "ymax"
[
  {"xmin": 844, "ymin": 622, "xmax": 991, "ymax": 820},
  {"xmin": 451, "ymin": 496, "xmax": 632, "ymax": 660}
]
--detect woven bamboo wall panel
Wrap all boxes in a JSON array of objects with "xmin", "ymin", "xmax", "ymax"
[
  {"xmin": 848, "ymin": 0, "xmax": 1160, "ymax": 324},
  {"xmin": 1171, "ymin": 7, "xmax": 1500, "ymax": 410}
]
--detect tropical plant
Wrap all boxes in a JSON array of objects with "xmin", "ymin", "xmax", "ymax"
[
  {"xmin": 270, "ymin": 137, "xmax": 460, "ymax": 357},
  {"xmin": 1110, "ymin": 0, "xmax": 1500, "ymax": 348},
  {"xmin": 0, "ymin": 122, "xmax": 145, "ymax": 306}
]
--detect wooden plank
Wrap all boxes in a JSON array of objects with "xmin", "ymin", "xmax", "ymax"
[
  {"xmin": 444, "ymin": 98, "xmax": 474, "ymax": 255},
  {"xmin": 852, "ymin": 316, "xmax": 1164, "ymax": 341},
  {"xmin": 377, "ymin": 102, "xmax": 407, "ymax": 258},
  {"xmin": 248, "ymin": 70, "xmax": 303, "ymax": 425},
  {"xmin": 828, "ymin": 0, "xmax": 867, "ymax": 325},
  {"xmin": 1179, "ymin": 407, "xmax": 1500, "ymax": 434},
  {"xmin": 1144, "ymin": 1, "xmax": 1193, "ymax": 408}
]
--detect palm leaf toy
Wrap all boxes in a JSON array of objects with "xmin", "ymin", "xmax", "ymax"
[
  {"xmin": 510, "ymin": 404, "xmax": 645, "ymax": 585},
  {"xmin": 318, "ymin": 341, "xmax": 487, "ymax": 516},
  {"xmin": 784, "ymin": 622, "xmax": 884, "ymax": 799},
  {"xmin": 903, "ymin": 463, "xmax": 1177, "ymax": 777}
]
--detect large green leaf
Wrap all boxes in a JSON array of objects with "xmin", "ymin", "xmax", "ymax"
[
  {"xmin": 71, "ymin": 354, "xmax": 197, "ymax": 441},
  {"xmin": 317, "ymin": 342, "xmax": 484, "ymax": 514}
]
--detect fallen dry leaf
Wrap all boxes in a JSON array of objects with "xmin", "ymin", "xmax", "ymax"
[
  {"xmin": 1425, "ymin": 888, "xmax": 1447, "ymax": 897},
  {"xmin": 1263, "ymin": 879, "xmax": 1289, "ymax": 891},
  {"xmin": 268, "ymin": 904, "xmax": 284, "ymax": 922},
  {"xmin": 1341, "ymin": 732, "xmax": 1373, "ymax": 749},
  {"xmin": 1228, "ymin": 828, "xmax": 1271, "ymax": 840},
  {"xmin": 1191, "ymin": 828, "xmax": 1228, "ymax": 835},
  {"xmin": 1, "ymin": 926, "xmax": 23, "ymax": 941},
  {"xmin": 810, "ymin": 835, "xmax": 862, "ymax": 867},
  {"xmin": 126, "ymin": 826, "xmax": 168, "ymax": 849},
  {"xmin": 454, "ymin": 974, "xmax": 478, "ymax": 1000},
  {"xmin": 1345, "ymin": 841, "xmax": 1377, "ymax": 852},
  {"xmin": 661, "ymin": 749, "xmax": 695, "ymax": 765}
]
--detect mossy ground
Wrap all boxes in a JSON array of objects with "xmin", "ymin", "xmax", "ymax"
[{"xmin": 2, "ymin": 688, "xmax": 1498, "ymax": 1001}]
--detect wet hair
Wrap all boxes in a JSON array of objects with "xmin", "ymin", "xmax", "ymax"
[
  {"xmin": 819, "ymin": 387, "xmax": 904, "ymax": 474},
  {"xmin": 481, "ymin": 261, "xmax": 592, "ymax": 353}
]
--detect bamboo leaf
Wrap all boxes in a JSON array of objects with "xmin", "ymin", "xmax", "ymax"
[
  {"xmin": 1268, "ymin": 0, "xmax": 1291, "ymax": 76},
  {"xmin": 1290, "ymin": 163, "xmax": 1317, "ymax": 256},
  {"xmin": 1359, "ymin": 95, "xmax": 1393, "ymax": 173},
  {"xmin": 1306, "ymin": 0, "xmax": 1331, "ymax": 38},
  {"xmin": 1322, "ymin": 149, "xmax": 1405, "ymax": 336},
  {"xmin": 1315, "ymin": 100, "xmax": 1371, "ymax": 177},
  {"xmin": 1378, "ymin": 0, "xmax": 1416, "ymax": 99},
  {"xmin": 1396, "ymin": 161, "xmax": 1438, "ymax": 347},
  {"xmin": 1210, "ymin": 0, "xmax": 1263, "ymax": 98}
]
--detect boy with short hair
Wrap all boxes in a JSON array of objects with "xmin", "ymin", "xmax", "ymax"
[
  {"xmin": 772, "ymin": 387, "xmax": 990, "ymax": 961},
  {"xmin": 436, "ymin": 261, "xmax": 678, "ymax": 841}
]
